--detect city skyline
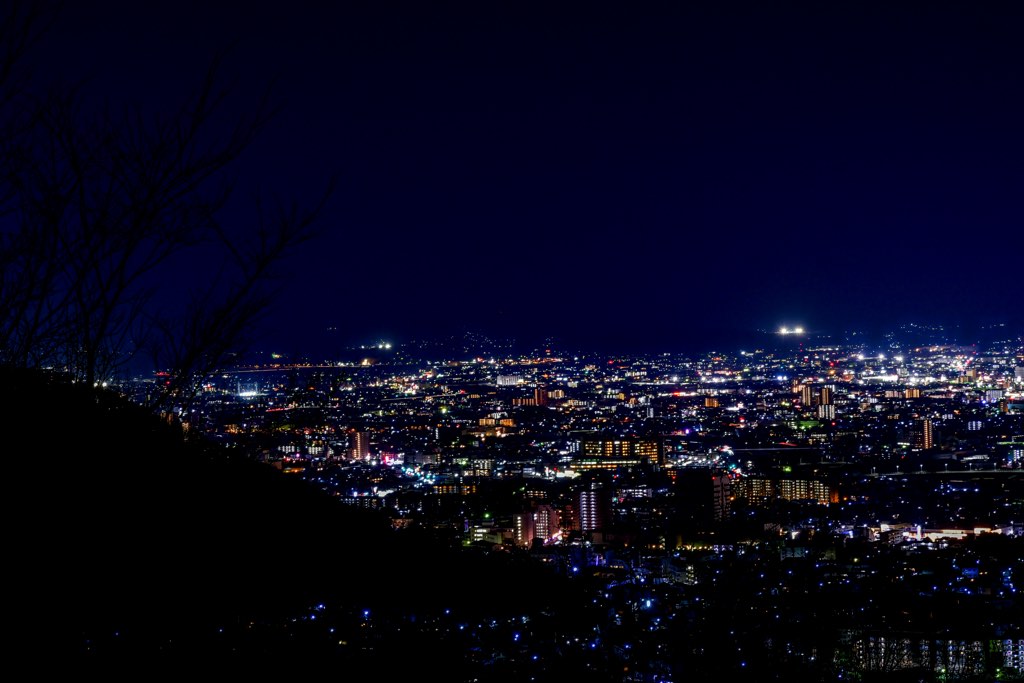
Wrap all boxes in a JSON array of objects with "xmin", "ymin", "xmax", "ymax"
[{"xmin": 6, "ymin": 3, "xmax": 1023, "ymax": 674}]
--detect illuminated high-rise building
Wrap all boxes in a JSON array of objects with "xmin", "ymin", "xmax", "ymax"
[
  {"xmin": 560, "ymin": 501, "xmax": 580, "ymax": 534},
  {"xmin": 579, "ymin": 483, "xmax": 610, "ymax": 532},
  {"xmin": 350, "ymin": 429, "xmax": 370, "ymax": 460},
  {"xmin": 912, "ymin": 418, "xmax": 934, "ymax": 451},
  {"xmin": 514, "ymin": 512, "xmax": 535, "ymax": 547},
  {"xmin": 533, "ymin": 504, "xmax": 560, "ymax": 544}
]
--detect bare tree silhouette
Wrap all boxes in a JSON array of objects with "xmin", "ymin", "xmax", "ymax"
[{"xmin": 1, "ymin": 1, "xmax": 332, "ymax": 408}]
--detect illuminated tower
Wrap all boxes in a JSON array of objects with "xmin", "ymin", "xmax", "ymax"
[
  {"xmin": 350, "ymin": 430, "xmax": 370, "ymax": 460},
  {"xmin": 514, "ymin": 512, "xmax": 535, "ymax": 547},
  {"xmin": 579, "ymin": 483, "xmax": 610, "ymax": 532},
  {"xmin": 533, "ymin": 504, "xmax": 560, "ymax": 543},
  {"xmin": 816, "ymin": 385, "xmax": 835, "ymax": 419},
  {"xmin": 912, "ymin": 418, "xmax": 934, "ymax": 451}
]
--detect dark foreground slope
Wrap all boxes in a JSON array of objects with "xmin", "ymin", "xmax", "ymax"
[{"xmin": 3, "ymin": 370, "xmax": 580, "ymax": 672}]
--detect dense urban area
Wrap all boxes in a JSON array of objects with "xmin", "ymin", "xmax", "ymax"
[{"xmin": 114, "ymin": 326, "xmax": 1023, "ymax": 680}]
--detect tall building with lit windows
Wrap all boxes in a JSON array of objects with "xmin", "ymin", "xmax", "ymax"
[
  {"xmin": 912, "ymin": 418, "xmax": 934, "ymax": 451},
  {"xmin": 514, "ymin": 512, "xmax": 535, "ymax": 547},
  {"xmin": 515, "ymin": 504, "xmax": 561, "ymax": 547},
  {"xmin": 533, "ymin": 504, "xmax": 560, "ymax": 544},
  {"xmin": 579, "ymin": 483, "xmax": 610, "ymax": 532},
  {"xmin": 815, "ymin": 385, "xmax": 835, "ymax": 419},
  {"xmin": 350, "ymin": 430, "xmax": 370, "ymax": 460}
]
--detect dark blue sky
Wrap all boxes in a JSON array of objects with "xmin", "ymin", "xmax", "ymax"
[{"xmin": 37, "ymin": 1, "xmax": 1024, "ymax": 355}]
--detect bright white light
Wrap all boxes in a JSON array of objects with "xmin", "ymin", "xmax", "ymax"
[{"xmin": 793, "ymin": 326, "xmax": 804, "ymax": 334}]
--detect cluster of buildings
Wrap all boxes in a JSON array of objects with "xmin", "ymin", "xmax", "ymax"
[{"xmin": 130, "ymin": 330, "xmax": 1024, "ymax": 679}]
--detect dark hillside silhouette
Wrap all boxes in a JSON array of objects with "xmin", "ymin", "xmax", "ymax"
[{"xmin": 5, "ymin": 369, "xmax": 581, "ymax": 669}]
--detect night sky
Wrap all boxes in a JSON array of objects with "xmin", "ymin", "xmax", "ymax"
[{"xmin": 35, "ymin": 1, "xmax": 1024, "ymax": 356}]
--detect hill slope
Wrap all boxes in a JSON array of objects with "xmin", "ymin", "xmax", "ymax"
[{"xmin": 4, "ymin": 370, "xmax": 579, "ymax": 669}]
